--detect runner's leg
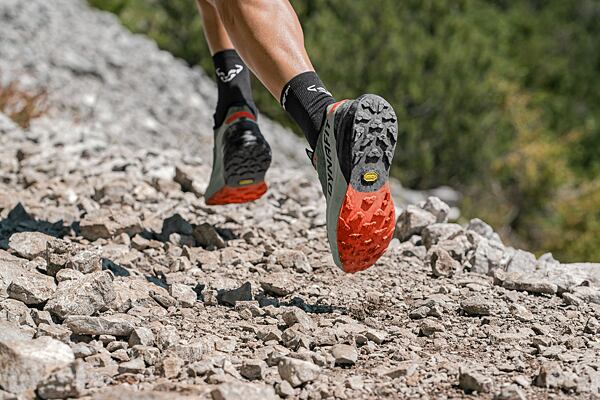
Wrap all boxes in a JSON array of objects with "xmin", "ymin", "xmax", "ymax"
[
  {"xmin": 211, "ymin": 0, "xmax": 335, "ymax": 150},
  {"xmin": 195, "ymin": 0, "xmax": 233, "ymax": 54},
  {"xmin": 196, "ymin": 0, "xmax": 257, "ymax": 126}
]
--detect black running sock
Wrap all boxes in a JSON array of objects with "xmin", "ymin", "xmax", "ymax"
[
  {"xmin": 212, "ymin": 49, "xmax": 256, "ymax": 127},
  {"xmin": 280, "ymin": 71, "xmax": 336, "ymax": 150}
]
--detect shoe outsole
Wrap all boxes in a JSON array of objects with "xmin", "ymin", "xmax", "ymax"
[
  {"xmin": 205, "ymin": 111, "xmax": 272, "ymax": 206},
  {"xmin": 335, "ymin": 95, "xmax": 397, "ymax": 273},
  {"xmin": 205, "ymin": 181, "xmax": 268, "ymax": 205},
  {"xmin": 223, "ymin": 125, "xmax": 271, "ymax": 188}
]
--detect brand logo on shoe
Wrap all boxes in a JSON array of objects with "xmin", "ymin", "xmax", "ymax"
[
  {"xmin": 363, "ymin": 171, "xmax": 379, "ymax": 183},
  {"xmin": 323, "ymin": 119, "xmax": 335, "ymax": 197},
  {"xmin": 216, "ymin": 65, "xmax": 244, "ymax": 83},
  {"xmin": 238, "ymin": 178, "xmax": 255, "ymax": 186},
  {"xmin": 307, "ymin": 85, "xmax": 332, "ymax": 96}
]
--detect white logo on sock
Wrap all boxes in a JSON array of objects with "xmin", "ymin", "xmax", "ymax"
[
  {"xmin": 281, "ymin": 85, "xmax": 291, "ymax": 110},
  {"xmin": 216, "ymin": 64, "xmax": 244, "ymax": 83},
  {"xmin": 307, "ymin": 85, "xmax": 332, "ymax": 96}
]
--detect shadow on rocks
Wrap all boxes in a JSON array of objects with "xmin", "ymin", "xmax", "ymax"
[
  {"xmin": 0, "ymin": 203, "xmax": 69, "ymax": 248},
  {"xmin": 255, "ymin": 293, "xmax": 347, "ymax": 315},
  {"xmin": 101, "ymin": 258, "xmax": 130, "ymax": 277},
  {"xmin": 151, "ymin": 213, "xmax": 236, "ymax": 249}
]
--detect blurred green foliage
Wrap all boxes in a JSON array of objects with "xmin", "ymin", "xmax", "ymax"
[{"xmin": 89, "ymin": 0, "xmax": 600, "ymax": 262}]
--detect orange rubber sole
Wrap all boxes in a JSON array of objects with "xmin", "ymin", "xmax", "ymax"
[
  {"xmin": 337, "ymin": 183, "xmax": 395, "ymax": 273},
  {"xmin": 205, "ymin": 182, "xmax": 268, "ymax": 205}
]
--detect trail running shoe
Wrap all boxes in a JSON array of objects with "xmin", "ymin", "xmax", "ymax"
[
  {"xmin": 312, "ymin": 94, "xmax": 397, "ymax": 273},
  {"xmin": 204, "ymin": 105, "xmax": 272, "ymax": 205}
]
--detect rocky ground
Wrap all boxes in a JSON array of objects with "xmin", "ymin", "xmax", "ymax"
[{"xmin": 1, "ymin": 1, "xmax": 600, "ymax": 399}]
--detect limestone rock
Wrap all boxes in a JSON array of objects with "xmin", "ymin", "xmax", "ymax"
[
  {"xmin": 428, "ymin": 246, "xmax": 461, "ymax": 278},
  {"xmin": 260, "ymin": 273, "xmax": 296, "ymax": 297},
  {"xmin": 467, "ymin": 218, "xmax": 502, "ymax": 243},
  {"xmin": 129, "ymin": 327, "xmax": 155, "ymax": 347},
  {"xmin": 422, "ymin": 223, "xmax": 463, "ymax": 249},
  {"xmin": 118, "ymin": 357, "xmax": 145, "ymax": 374},
  {"xmin": 0, "ymin": 250, "xmax": 27, "ymax": 299},
  {"xmin": 159, "ymin": 356, "xmax": 184, "ymax": 379},
  {"xmin": 44, "ymin": 240, "xmax": 103, "ymax": 276},
  {"xmin": 36, "ymin": 323, "xmax": 71, "ymax": 343},
  {"xmin": 395, "ymin": 205, "xmax": 437, "ymax": 241},
  {"xmin": 7, "ymin": 270, "xmax": 57, "ymax": 305},
  {"xmin": 459, "ymin": 369, "xmax": 493, "ymax": 393},
  {"xmin": 493, "ymin": 384, "xmax": 527, "ymax": 400},
  {"xmin": 498, "ymin": 272, "xmax": 558, "ymax": 295},
  {"xmin": 169, "ymin": 283, "xmax": 197, "ymax": 307},
  {"xmin": 239, "ymin": 359, "xmax": 265, "ymax": 380},
  {"xmin": 570, "ymin": 286, "xmax": 600, "ymax": 304},
  {"xmin": 0, "ymin": 335, "xmax": 74, "ymax": 394},
  {"xmin": 543, "ymin": 262, "xmax": 600, "ymax": 292},
  {"xmin": 130, "ymin": 345, "xmax": 161, "ymax": 366},
  {"xmin": 211, "ymin": 382, "xmax": 277, "ymax": 400},
  {"xmin": 420, "ymin": 197, "xmax": 450, "ymax": 223},
  {"xmin": 470, "ymin": 238, "xmax": 505, "ymax": 275},
  {"xmin": 273, "ymin": 250, "xmax": 312, "ymax": 273},
  {"xmin": 80, "ymin": 209, "xmax": 142, "ymax": 241},
  {"xmin": 64, "ymin": 315, "xmax": 137, "ymax": 336},
  {"xmin": 8, "ymin": 232, "xmax": 54, "ymax": 260},
  {"xmin": 278, "ymin": 357, "xmax": 320, "ymax": 388},
  {"xmin": 461, "ymin": 296, "xmax": 495, "ymax": 316},
  {"xmin": 156, "ymin": 326, "xmax": 181, "ymax": 350},
  {"xmin": 55, "ymin": 268, "xmax": 84, "ymax": 282},
  {"xmin": 420, "ymin": 319, "xmax": 445, "ymax": 337},
  {"xmin": 505, "ymin": 250, "xmax": 537, "ymax": 274},
  {"xmin": 282, "ymin": 308, "xmax": 314, "ymax": 330},
  {"xmin": 45, "ymin": 271, "xmax": 115, "ymax": 318},
  {"xmin": 0, "ymin": 298, "xmax": 35, "ymax": 327},
  {"xmin": 331, "ymin": 344, "xmax": 358, "ymax": 366},
  {"xmin": 65, "ymin": 249, "xmax": 103, "ymax": 275},
  {"xmin": 36, "ymin": 360, "xmax": 86, "ymax": 399},
  {"xmin": 534, "ymin": 362, "xmax": 578, "ymax": 391}
]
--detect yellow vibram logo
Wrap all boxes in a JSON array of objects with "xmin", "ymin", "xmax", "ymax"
[
  {"xmin": 363, "ymin": 171, "xmax": 378, "ymax": 182},
  {"xmin": 238, "ymin": 179, "xmax": 255, "ymax": 185}
]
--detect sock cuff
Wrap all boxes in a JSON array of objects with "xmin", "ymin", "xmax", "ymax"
[
  {"xmin": 211, "ymin": 49, "xmax": 255, "ymax": 127},
  {"xmin": 279, "ymin": 71, "xmax": 335, "ymax": 150},
  {"xmin": 280, "ymin": 71, "xmax": 332, "ymax": 109}
]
